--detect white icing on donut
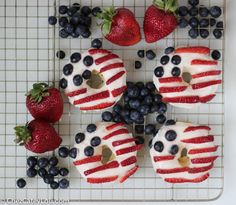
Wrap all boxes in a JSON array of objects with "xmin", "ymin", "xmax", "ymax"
[
  {"xmin": 153, "ymin": 46, "xmax": 222, "ymax": 109},
  {"xmin": 150, "ymin": 122, "xmax": 218, "ymax": 183},
  {"xmin": 61, "ymin": 48, "xmax": 127, "ymax": 111},
  {"xmin": 73, "ymin": 122, "xmax": 140, "ymax": 183}
]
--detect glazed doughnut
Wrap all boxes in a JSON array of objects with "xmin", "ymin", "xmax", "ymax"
[
  {"xmin": 73, "ymin": 122, "xmax": 141, "ymax": 184},
  {"xmin": 150, "ymin": 121, "xmax": 218, "ymax": 183},
  {"xmin": 153, "ymin": 46, "xmax": 222, "ymax": 109},
  {"xmin": 59, "ymin": 48, "xmax": 127, "ymax": 111}
]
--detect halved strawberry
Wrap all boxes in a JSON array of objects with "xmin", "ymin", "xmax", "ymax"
[
  {"xmin": 120, "ymin": 165, "xmax": 139, "ymax": 183},
  {"xmin": 87, "ymin": 175, "xmax": 118, "ymax": 184}
]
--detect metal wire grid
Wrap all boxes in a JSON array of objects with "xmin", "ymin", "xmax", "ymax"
[{"xmin": 0, "ymin": 0, "xmax": 225, "ymax": 202}]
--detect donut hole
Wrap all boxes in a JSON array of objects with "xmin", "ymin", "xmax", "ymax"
[
  {"xmin": 178, "ymin": 148, "xmax": 190, "ymax": 167},
  {"xmin": 101, "ymin": 145, "xmax": 115, "ymax": 165},
  {"xmin": 182, "ymin": 72, "xmax": 192, "ymax": 84},
  {"xmin": 86, "ymin": 70, "xmax": 105, "ymax": 89}
]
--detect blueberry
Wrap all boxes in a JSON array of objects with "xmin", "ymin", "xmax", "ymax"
[
  {"xmin": 81, "ymin": 6, "xmax": 92, "ymax": 16},
  {"xmin": 91, "ymin": 38, "xmax": 102, "ymax": 49},
  {"xmin": 146, "ymin": 50, "xmax": 156, "ymax": 60},
  {"xmin": 210, "ymin": 6, "xmax": 222, "ymax": 18},
  {"xmin": 59, "ymin": 78, "xmax": 67, "ymax": 89},
  {"xmin": 75, "ymin": 24, "xmax": 88, "ymax": 36},
  {"xmin": 59, "ymin": 178, "xmax": 69, "ymax": 189},
  {"xmin": 150, "ymin": 104, "xmax": 159, "ymax": 113},
  {"xmin": 70, "ymin": 52, "xmax": 81, "ymax": 63},
  {"xmin": 146, "ymin": 82, "xmax": 156, "ymax": 91},
  {"xmin": 67, "ymin": 7, "xmax": 77, "ymax": 17},
  {"xmin": 83, "ymin": 56, "xmax": 93, "ymax": 66},
  {"xmin": 87, "ymin": 124, "xmax": 97, "ymax": 133},
  {"xmin": 135, "ymin": 61, "xmax": 142, "ymax": 69},
  {"xmin": 135, "ymin": 136, "xmax": 145, "ymax": 145},
  {"xmin": 179, "ymin": 18, "xmax": 189, "ymax": 28},
  {"xmin": 216, "ymin": 21, "xmax": 223, "ymax": 28},
  {"xmin": 70, "ymin": 13, "xmax": 80, "ymax": 25},
  {"xmin": 73, "ymin": 74, "xmax": 83, "ymax": 86},
  {"xmin": 38, "ymin": 168, "xmax": 47, "ymax": 178},
  {"xmin": 56, "ymin": 50, "xmax": 66, "ymax": 59},
  {"xmin": 75, "ymin": 133, "xmax": 85, "ymax": 144},
  {"xmin": 199, "ymin": 19, "xmax": 210, "ymax": 28},
  {"xmin": 27, "ymin": 156, "xmax": 37, "ymax": 168},
  {"xmin": 165, "ymin": 130, "xmax": 177, "ymax": 141},
  {"xmin": 160, "ymin": 55, "xmax": 170, "ymax": 65},
  {"xmin": 154, "ymin": 66, "xmax": 164, "ymax": 77},
  {"xmin": 102, "ymin": 111, "xmax": 113, "ymax": 122},
  {"xmin": 58, "ymin": 147, "xmax": 69, "ymax": 158},
  {"xmin": 156, "ymin": 114, "xmax": 166, "ymax": 124},
  {"xmin": 171, "ymin": 67, "xmax": 181, "ymax": 76},
  {"xmin": 63, "ymin": 64, "xmax": 73, "ymax": 76},
  {"xmin": 140, "ymin": 105, "xmax": 150, "ymax": 115},
  {"xmin": 50, "ymin": 181, "xmax": 59, "ymax": 189},
  {"xmin": 69, "ymin": 147, "xmax": 77, "ymax": 159},
  {"xmin": 213, "ymin": 29, "xmax": 223, "ymax": 39},
  {"xmin": 189, "ymin": 17, "xmax": 199, "ymax": 28},
  {"xmin": 59, "ymin": 5, "xmax": 68, "ymax": 15},
  {"xmin": 82, "ymin": 70, "xmax": 91, "ymax": 80},
  {"xmin": 136, "ymin": 81, "xmax": 145, "ymax": 89},
  {"xmin": 72, "ymin": 3, "xmax": 80, "ymax": 11},
  {"xmin": 16, "ymin": 178, "xmax": 26, "ymax": 188},
  {"xmin": 59, "ymin": 29, "xmax": 69, "ymax": 38},
  {"xmin": 189, "ymin": 7, "xmax": 198, "ymax": 16},
  {"xmin": 170, "ymin": 145, "xmax": 179, "ymax": 155},
  {"xmin": 43, "ymin": 174, "xmax": 54, "ymax": 184},
  {"xmin": 59, "ymin": 17, "xmax": 68, "ymax": 27},
  {"xmin": 48, "ymin": 166, "xmax": 59, "ymax": 176},
  {"xmin": 188, "ymin": 0, "xmax": 199, "ymax": 6},
  {"xmin": 92, "ymin": 6, "xmax": 102, "ymax": 16},
  {"xmin": 65, "ymin": 23, "xmax": 75, "ymax": 34},
  {"xmin": 127, "ymin": 85, "xmax": 140, "ymax": 98},
  {"xmin": 48, "ymin": 16, "xmax": 57, "ymax": 25},
  {"xmin": 27, "ymin": 167, "xmax": 37, "ymax": 178},
  {"xmin": 157, "ymin": 102, "xmax": 167, "ymax": 114},
  {"xmin": 80, "ymin": 16, "xmax": 92, "ymax": 27},
  {"xmin": 38, "ymin": 157, "xmax": 49, "ymax": 168},
  {"xmin": 135, "ymin": 125, "xmax": 144, "ymax": 134},
  {"xmin": 137, "ymin": 50, "xmax": 145, "ymax": 58},
  {"xmin": 140, "ymin": 88, "xmax": 150, "ymax": 97},
  {"xmin": 145, "ymin": 124, "xmax": 156, "ymax": 135},
  {"xmin": 135, "ymin": 115, "xmax": 144, "ymax": 124},
  {"xmin": 84, "ymin": 146, "xmax": 94, "ymax": 156},
  {"xmin": 189, "ymin": 28, "xmax": 199, "ymax": 39},
  {"xmin": 81, "ymin": 29, "xmax": 91, "ymax": 38},
  {"xmin": 210, "ymin": 18, "xmax": 216, "ymax": 26},
  {"xmin": 59, "ymin": 168, "xmax": 69, "ymax": 177},
  {"xmin": 91, "ymin": 137, "xmax": 101, "ymax": 147},
  {"xmin": 154, "ymin": 141, "xmax": 164, "ymax": 152},
  {"xmin": 165, "ymin": 119, "xmax": 176, "ymax": 125},
  {"xmin": 200, "ymin": 29, "xmax": 209, "ymax": 39},
  {"xmin": 211, "ymin": 50, "xmax": 221, "ymax": 60},
  {"xmin": 178, "ymin": 6, "xmax": 188, "ymax": 16},
  {"xmin": 148, "ymin": 139, "xmax": 153, "ymax": 148},
  {"xmin": 113, "ymin": 114, "xmax": 123, "ymax": 123},
  {"xmin": 130, "ymin": 110, "xmax": 141, "ymax": 121},
  {"xmin": 113, "ymin": 104, "xmax": 122, "ymax": 114},
  {"xmin": 71, "ymin": 32, "xmax": 80, "ymax": 38},
  {"xmin": 199, "ymin": 7, "xmax": 209, "ymax": 17},
  {"xmin": 124, "ymin": 115, "xmax": 133, "ymax": 124},
  {"xmin": 123, "ymin": 95, "xmax": 130, "ymax": 103},
  {"xmin": 127, "ymin": 81, "xmax": 134, "ymax": 87},
  {"xmin": 49, "ymin": 156, "xmax": 58, "ymax": 167},
  {"xmin": 153, "ymin": 94, "xmax": 162, "ymax": 103},
  {"xmin": 171, "ymin": 55, "xmax": 181, "ymax": 65},
  {"xmin": 128, "ymin": 99, "xmax": 140, "ymax": 109},
  {"xmin": 144, "ymin": 95, "xmax": 153, "ymax": 105},
  {"xmin": 165, "ymin": 47, "xmax": 175, "ymax": 54}
]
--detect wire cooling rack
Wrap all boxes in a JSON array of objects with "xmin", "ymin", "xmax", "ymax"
[{"xmin": 0, "ymin": 0, "xmax": 225, "ymax": 202}]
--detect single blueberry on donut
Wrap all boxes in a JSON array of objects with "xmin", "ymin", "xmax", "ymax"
[
  {"xmin": 164, "ymin": 47, "xmax": 175, "ymax": 54},
  {"xmin": 169, "ymin": 144, "xmax": 179, "ymax": 155},
  {"xmin": 73, "ymin": 74, "xmax": 83, "ymax": 86},
  {"xmin": 90, "ymin": 136, "xmax": 101, "ymax": 147},
  {"xmin": 165, "ymin": 119, "xmax": 176, "ymax": 126},
  {"xmin": 69, "ymin": 147, "xmax": 77, "ymax": 159},
  {"xmin": 171, "ymin": 55, "xmax": 181, "ymax": 65},
  {"xmin": 154, "ymin": 141, "xmax": 164, "ymax": 152},
  {"xmin": 165, "ymin": 130, "xmax": 177, "ymax": 141},
  {"xmin": 84, "ymin": 146, "xmax": 94, "ymax": 156},
  {"xmin": 154, "ymin": 66, "xmax": 164, "ymax": 77},
  {"xmin": 87, "ymin": 124, "xmax": 97, "ymax": 133},
  {"xmin": 82, "ymin": 70, "xmax": 92, "ymax": 80},
  {"xmin": 63, "ymin": 64, "xmax": 73, "ymax": 76},
  {"xmin": 70, "ymin": 52, "xmax": 81, "ymax": 63},
  {"xmin": 171, "ymin": 67, "xmax": 181, "ymax": 77},
  {"xmin": 59, "ymin": 78, "xmax": 68, "ymax": 89},
  {"xmin": 75, "ymin": 133, "xmax": 85, "ymax": 144},
  {"xmin": 83, "ymin": 55, "xmax": 93, "ymax": 66},
  {"xmin": 160, "ymin": 55, "xmax": 170, "ymax": 65}
]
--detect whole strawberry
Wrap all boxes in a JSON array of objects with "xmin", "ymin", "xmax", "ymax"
[
  {"xmin": 97, "ymin": 7, "xmax": 141, "ymax": 46},
  {"xmin": 14, "ymin": 119, "xmax": 62, "ymax": 153},
  {"xmin": 144, "ymin": 0, "xmax": 178, "ymax": 43},
  {"xmin": 26, "ymin": 83, "xmax": 63, "ymax": 123}
]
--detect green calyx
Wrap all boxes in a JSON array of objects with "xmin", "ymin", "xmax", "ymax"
[
  {"xmin": 26, "ymin": 83, "xmax": 50, "ymax": 103},
  {"xmin": 96, "ymin": 7, "xmax": 117, "ymax": 36},
  {"xmin": 14, "ymin": 124, "xmax": 32, "ymax": 145},
  {"xmin": 153, "ymin": 0, "xmax": 178, "ymax": 13}
]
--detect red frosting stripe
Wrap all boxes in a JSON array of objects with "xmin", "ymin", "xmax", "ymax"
[
  {"xmin": 103, "ymin": 128, "xmax": 130, "ymax": 140},
  {"xmin": 163, "ymin": 96, "xmax": 200, "ymax": 103},
  {"xmin": 192, "ymin": 80, "xmax": 222, "ymax": 90},
  {"xmin": 106, "ymin": 122, "xmax": 125, "ymax": 131},
  {"xmin": 188, "ymin": 146, "xmax": 218, "ymax": 154},
  {"xmin": 184, "ymin": 126, "xmax": 211, "ymax": 132},
  {"xmin": 88, "ymin": 49, "xmax": 111, "ymax": 55},
  {"xmin": 95, "ymin": 53, "xmax": 119, "ymax": 65},
  {"xmin": 65, "ymin": 88, "xmax": 87, "ymax": 97},
  {"xmin": 116, "ymin": 144, "xmax": 142, "ymax": 156},
  {"xmin": 159, "ymin": 86, "xmax": 187, "ymax": 93},
  {"xmin": 192, "ymin": 70, "xmax": 221, "ymax": 79},
  {"xmin": 112, "ymin": 138, "xmax": 136, "ymax": 147},
  {"xmin": 100, "ymin": 62, "xmax": 124, "ymax": 73},
  {"xmin": 120, "ymin": 156, "xmax": 137, "ymax": 167},
  {"xmin": 159, "ymin": 77, "xmax": 182, "ymax": 83},
  {"xmin": 188, "ymin": 163, "xmax": 214, "ymax": 173},
  {"xmin": 156, "ymin": 167, "xmax": 189, "ymax": 174},
  {"xmin": 111, "ymin": 85, "xmax": 127, "ymax": 97},
  {"xmin": 73, "ymin": 155, "xmax": 102, "ymax": 166},
  {"xmin": 164, "ymin": 173, "xmax": 210, "ymax": 183},
  {"xmin": 175, "ymin": 47, "xmax": 210, "ymax": 54},
  {"xmin": 120, "ymin": 165, "xmax": 138, "ymax": 183},
  {"xmin": 181, "ymin": 135, "xmax": 214, "ymax": 144},
  {"xmin": 191, "ymin": 59, "xmax": 218, "ymax": 65},
  {"xmin": 191, "ymin": 156, "xmax": 218, "ymax": 164},
  {"xmin": 200, "ymin": 94, "xmax": 216, "ymax": 103},
  {"xmin": 80, "ymin": 102, "xmax": 115, "ymax": 110},
  {"xmin": 153, "ymin": 155, "xmax": 175, "ymax": 162},
  {"xmin": 87, "ymin": 175, "xmax": 118, "ymax": 183},
  {"xmin": 106, "ymin": 71, "xmax": 126, "ymax": 85}
]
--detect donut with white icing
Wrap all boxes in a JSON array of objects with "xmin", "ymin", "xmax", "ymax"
[
  {"xmin": 59, "ymin": 48, "xmax": 127, "ymax": 111},
  {"xmin": 150, "ymin": 121, "xmax": 218, "ymax": 183},
  {"xmin": 153, "ymin": 46, "xmax": 222, "ymax": 109},
  {"xmin": 73, "ymin": 122, "xmax": 141, "ymax": 184}
]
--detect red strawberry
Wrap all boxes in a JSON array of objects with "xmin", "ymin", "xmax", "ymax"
[
  {"xmin": 144, "ymin": 0, "xmax": 178, "ymax": 43},
  {"xmin": 14, "ymin": 119, "xmax": 62, "ymax": 153},
  {"xmin": 26, "ymin": 83, "xmax": 63, "ymax": 123},
  {"xmin": 97, "ymin": 7, "xmax": 141, "ymax": 46}
]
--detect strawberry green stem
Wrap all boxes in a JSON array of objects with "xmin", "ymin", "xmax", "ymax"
[
  {"xmin": 14, "ymin": 125, "xmax": 32, "ymax": 145},
  {"xmin": 26, "ymin": 82, "xmax": 50, "ymax": 103},
  {"xmin": 153, "ymin": 0, "xmax": 178, "ymax": 13}
]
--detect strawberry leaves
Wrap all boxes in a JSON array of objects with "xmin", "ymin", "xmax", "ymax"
[
  {"xmin": 14, "ymin": 125, "xmax": 32, "ymax": 145},
  {"xmin": 153, "ymin": 0, "xmax": 178, "ymax": 13},
  {"xmin": 26, "ymin": 83, "xmax": 51, "ymax": 103}
]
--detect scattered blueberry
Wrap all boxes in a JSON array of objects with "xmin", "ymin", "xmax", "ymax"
[
  {"xmin": 70, "ymin": 52, "xmax": 81, "ymax": 63},
  {"xmin": 102, "ymin": 111, "xmax": 113, "ymax": 122},
  {"xmin": 153, "ymin": 94, "xmax": 162, "ymax": 103},
  {"xmin": 113, "ymin": 104, "xmax": 122, "ymax": 114},
  {"xmin": 216, "ymin": 21, "xmax": 223, "ymax": 28},
  {"xmin": 81, "ymin": 6, "xmax": 92, "ymax": 16},
  {"xmin": 87, "ymin": 124, "xmax": 97, "ymax": 133},
  {"xmin": 91, "ymin": 38, "xmax": 102, "ymax": 49},
  {"xmin": 189, "ymin": 7, "xmax": 198, "ymax": 16},
  {"xmin": 135, "ymin": 125, "xmax": 144, "ymax": 134},
  {"xmin": 92, "ymin": 6, "xmax": 102, "ymax": 16},
  {"xmin": 200, "ymin": 29, "xmax": 209, "ymax": 39},
  {"xmin": 154, "ymin": 66, "xmax": 164, "ymax": 77},
  {"xmin": 210, "ymin": 6, "xmax": 222, "ymax": 18},
  {"xmin": 189, "ymin": 17, "xmax": 199, "ymax": 28},
  {"xmin": 58, "ymin": 147, "xmax": 69, "ymax": 158},
  {"xmin": 83, "ymin": 56, "xmax": 93, "ymax": 66},
  {"xmin": 189, "ymin": 28, "xmax": 199, "ymax": 39},
  {"xmin": 48, "ymin": 16, "xmax": 57, "ymax": 25},
  {"xmin": 91, "ymin": 137, "xmax": 101, "ymax": 147},
  {"xmin": 72, "ymin": 3, "xmax": 80, "ymax": 10},
  {"xmin": 38, "ymin": 168, "xmax": 47, "ymax": 178},
  {"xmin": 59, "ymin": 17, "xmax": 68, "ymax": 27},
  {"xmin": 130, "ymin": 110, "xmax": 141, "ymax": 121},
  {"xmin": 38, "ymin": 157, "xmax": 49, "ymax": 168},
  {"xmin": 179, "ymin": 18, "xmax": 189, "ymax": 28},
  {"xmin": 43, "ymin": 174, "xmax": 54, "ymax": 184},
  {"xmin": 67, "ymin": 7, "xmax": 77, "ymax": 17},
  {"xmin": 171, "ymin": 55, "xmax": 181, "ymax": 65},
  {"xmin": 213, "ymin": 29, "xmax": 223, "ymax": 39},
  {"xmin": 65, "ymin": 23, "xmax": 75, "ymax": 34},
  {"xmin": 210, "ymin": 18, "xmax": 216, "ymax": 26},
  {"xmin": 48, "ymin": 166, "xmax": 59, "ymax": 176},
  {"xmin": 178, "ymin": 6, "xmax": 189, "ymax": 16},
  {"xmin": 56, "ymin": 50, "xmax": 66, "ymax": 59},
  {"xmin": 199, "ymin": 7, "xmax": 209, "ymax": 17},
  {"xmin": 59, "ymin": 178, "xmax": 69, "ymax": 189},
  {"xmin": 157, "ymin": 102, "xmax": 167, "ymax": 114},
  {"xmin": 146, "ymin": 50, "xmax": 156, "ymax": 60},
  {"xmin": 188, "ymin": 0, "xmax": 199, "ymax": 6},
  {"xmin": 16, "ymin": 178, "xmax": 26, "ymax": 188},
  {"xmin": 63, "ymin": 64, "xmax": 73, "ymax": 76},
  {"xmin": 137, "ymin": 50, "xmax": 145, "ymax": 58},
  {"xmin": 211, "ymin": 50, "xmax": 221, "ymax": 60},
  {"xmin": 144, "ymin": 95, "xmax": 153, "ymax": 105},
  {"xmin": 135, "ymin": 115, "xmax": 144, "ymax": 124},
  {"xmin": 150, "ymin": 104, "xmax": 159, "ymax": 113},
  {"xmin": 140, "ymin": 105, "xmax": 150, "ymax": 115},
  {"xmin": 199, "ymin": 18, "xmax": 210, "ymax": 28},
  {"xmin": 71, "ymin": 32, "xmax": 80, "ymax": 38},
  {"xmin": 81, "ymin": 29, "xmax": 91, "ymax": 38},
  {"xmin": 113, "ymin": 113, "xmax": 123, "ymax": 123},
  {"xmin": 135, "ymin": 136, "xmax": 145, "ymax": 145},
  {"xmin": 59, "ymin": 29, "xmax": 69, "ymax": 38},
  {"xmin": 50, "ymin": 181, "xmax": 59, "ymax": 189},
  {"xmin": 82, "ymin": 70, "xmax": 92, "ymax": 80},
  {"xmin": 129, "ymin": 99, "xmax": 141, "ymax": 109},
  {"xmin": 69, "ymin": 147, "xmax": 77, "ymax": 159},
  {"xmin": 165, "ymin": 130, "xmax": 177, "ymax": 141},
  {"xmin": 27, "ymin": 156, "xmax": 37, "ymax": 168},
  {"xmin": 75, "ymin": 24, "xmax": 88, "ymax": 36},
  {"xmin": 84, "ymin": 146, "xmax": 94, "ymax": 156},
  {"xmin": 123, "ymin": 115, "xmax": 133, "ymax": 124},
  {"xmin": 156, "ymin": 114, "xmax": 166, "ymax": 124},
  {"xmin": 49, "ymin": 156, "xmax": 58, "ymax": 167},
  {"xmin": 171, "ymin": 67, "xmax": 181, "ymax": 77},
  {"xmin": 59, "ymin": 168, "xmax": 69, "ymax": 177},
  {"xmin": 165, "ymin": 119, "xmax": 176, "ymax": 125},
  {"xmin": 154, "ymin": 141, "xmax": 164, "ymax": 152},
  {"xmin": 127, "ymin": 85, "xmax": 140, "ymax": 98},
  {"xmin": 145, "ymin": 124, "xmax": 156, "ymax": 135},
  {"xmin": 75, "ymin": 133, "xmax": 85, "ymax": 144},
  {"xmin": 121, "ymin": 108, "xmax": 130, "ymax": 117},
  {"xmin": 135, "ymin": 61, "xmax": 142, "ymax": 69},
  {"xmin": 59, "ymin": 78, "xmax": 68, "ymax": 89},
  {"xmin": 160, "ymin": 55, "xmax": 170, "ymax": 65},
  {"xmin": 59, "ymin": 5, "xmax": 68, "ymax": 15},
  {"xmin": 170, "ymin": 145, "xmax": 179, "ymax": 155},
  {"xmin": 27, "ymin": 167, "xmax": 37, "ymax": 178},
  {"xmin": 73, "ymin": 74, "xmax": 83, "ymax": 86},
  {"xmin": 146, "ymin": 82, "xmax": 156, "ymax": 91},
  {"xmin": 165, "ymin": 47, "xmax": 175, "ymax": 54},
  {"xmin": 136, "ymin": 82, "xmax": 145, "ymax": 89}
]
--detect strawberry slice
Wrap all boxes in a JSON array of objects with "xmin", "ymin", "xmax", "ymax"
[
  {"xmin": 200, "ymin": 94, "xmax": 216, "ymax": 103},
  {"xmin": 103, "ymin": 128, "xmax": 129, "ymax": 140},
  {"xmin": 95, "ymin": 53, "xmax": 119, "ymax": 65},
  {"xmin": 188, "ymin": 146, "xmax": 218, "ymax": 154},
  {"xmin": 100, "ymin": 63, "xmax": 124, "ymax": 73},
  {"xmin": 159, "ymin": 77, "xmax": 182, "ymax": 83},
  {"xmin": 156, "ymin": 167, "xmax": 189, "ymax": 174},
  {"xmin": 112, "ymin": 138, "xmax": 136, "ymax": 147},
  {"xmin": 73, "ymin": 155, "xmax": 102, "ymax": 166},
  {"xmin": 120, "ymin": 165, "xmax": 138, "ymax": 183},
  {"xmin": 162, "ymin": 96, "xmax": 200, "ymax": 103},
  {"xmin": 80, "ymin": 102, "xmax": 115, "ymax": 110},
  {"xmin": 116, "ymin": 144, "xmax": 142, "ymax": 156},
  {"xmin": 120, "ymin": 156, "xmax": 137, "ymax": 167},
  {"xmin": 106, "ymin": 122, "xmax": 125, "ymax": 131},
  {"xmin": 181, "ymin": 135, "xmax": 214, "ymax": 144},
  {"xmin": 153, "ymin": 155, "xmax": 175, "ymax": 162},
  {"xmin": 189, "ymin": 163, "xmax": 213, "ymax": 173},
  {"xmin": 175, "ymin": 47, "xmax": 210, "ymax": 55},
  {"xmin": 111, "ymin": 85, "xmax": 127, "ymax": 97},
  {"xmin": 192, "ymin": 70, "xmax": 221, "ymax": 79},
  {"xmin": 88, "ymin": 48, "xmax": 111, "ymax": 55},
  {"xmin": 192, "ymin": 80, "xmax": 222, "ymax": 90},
  {"xmin": 106, "ymin": 71, "xmax": 126, "ymax": 85},
  {"xmin": 87, "ymin": 175, "xmax": 118, "ymax": 183},
  {"xmin": 184, "ymin": 126, "xmax": 211, "ymax": 132},
  {"xmin": 191, "ymin": 59, "xmax": 218, "ymax": 65},
  {"xmin": 159, "ymin": 86, "xmax": 187, "ymax": 93},
  {"xmin": 164, "ymin": 173, "xmax": 210, "ymax": 183},
  {"xmin": 65, "ymin": 88, "xmax": 87, "ymax": 97},
  {"xmin": 191, "ymin": 156, "xmax": 218, "ymax": 164}
]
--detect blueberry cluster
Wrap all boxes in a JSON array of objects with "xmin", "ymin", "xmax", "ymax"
[
  {"xmin": 135, "ymin": 49, "xmax": 156, "ymax": 69},
  {"xmin": 178, "ymin": 0, "xmax": 223, "ymax": 39},
  {"xmin": 16, "ymin": 156, "xmax": 70, "ymax": 189},
  {"xmin": 48, "ymin": 3, "xmax": 102, "ymax": 39}
]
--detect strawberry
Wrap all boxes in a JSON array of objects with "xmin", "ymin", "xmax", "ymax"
[
  {"xmin": 97, "ymin": 7, "xmax": 141, "ymax": 46},
  {"xmin": 144, "ymin": 0, "xmax": 178, "ymax": 43},
  {"xmin": 26, "ymin": 83, "xmax": 63, "ymax": 123},
  {"xmin": 14, "ymin": 119, "xmax": 62, "ymax": 153}
]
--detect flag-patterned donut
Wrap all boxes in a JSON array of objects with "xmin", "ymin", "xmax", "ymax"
[
  {"xmin": 59, "ymin": 48, "xmax": 127, "ymax": 111},
  {"xmin": 72, "ymin": 122, "xmax": 141, "ymax": 184},
  {"xmin": 150, "ymin": 121, "xmax": 218, "ymax": 183},
  {"xmin": 153, "ymin": 46, "xmax": 222, "ymax": 109}
]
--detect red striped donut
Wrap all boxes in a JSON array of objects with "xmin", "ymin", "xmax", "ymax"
[
  {"xmin": 150, "ymin": 121, "xmax": 218, "ymax": 183},
  {"xmin": 60, "ymin": 48, "xmax": 127, "ymax": 111},
  {"xmin": 153, "ymin": 46, "xmax": 222, "ymax": 109}
]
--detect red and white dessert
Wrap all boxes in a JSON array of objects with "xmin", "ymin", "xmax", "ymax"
[
  {"xmin": 153, "ymin": 46, "xmax": 222, "ymax": 109},
  {"xmin": 60, "ymin": 48, "xmax": 127, "ymax": 111},
  {"xmin": 150, "ymin": 121, "xmax": 218, "ymax": 183},
  {"xmin": 73, "ymin": 122, "xmax": 141, "ymax": 184}
]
